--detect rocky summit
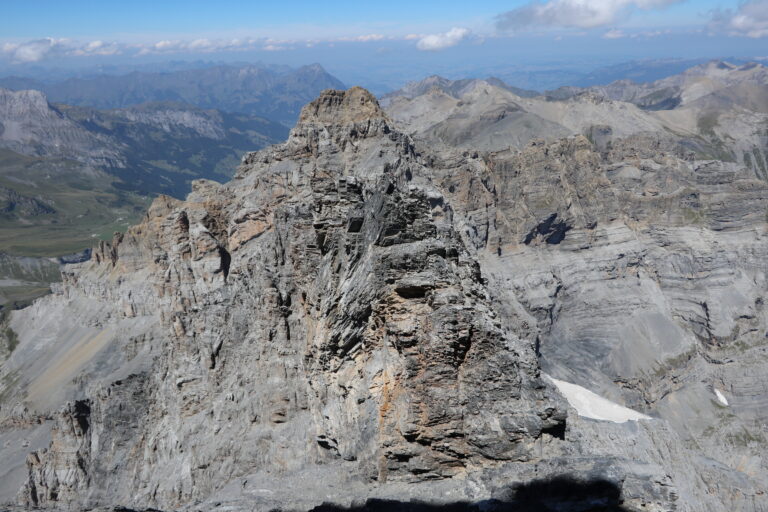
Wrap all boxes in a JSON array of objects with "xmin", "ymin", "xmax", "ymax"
[{"xmin": 0, "ymin": 86, "xmax": 767, "ymax": 511}]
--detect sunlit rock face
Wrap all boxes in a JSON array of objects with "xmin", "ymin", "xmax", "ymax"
[{"xmin": 0, "ymin": 86, "xmax": 766, "ymax": 512}]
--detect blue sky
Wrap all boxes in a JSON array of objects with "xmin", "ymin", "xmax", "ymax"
[
  {"xmin": 4, "ymin": 1, "xmax": 506, "ymax": 40},
  {"xmin": 0, "ymin": 0, "xmax": 766, "ymax": 92},
  {"xmin": 0, "ymin": 0, "xmax": 752, "ymax": 40},
  {"xmin": 11, "ymin": 1, "xmax": 523, "ymax": 39}
]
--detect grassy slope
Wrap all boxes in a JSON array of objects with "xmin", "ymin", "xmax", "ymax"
[
  {"xmin": 59, "ymin": 104, "xmax": 288, "ymax": 198},
  {"xmin": 0, "ymin": 149, "xmax": 151, "ymax": 257},
  {"xmin": 0, "ymin": 107, "xmax": 287, "ymax": 299},
  {"xmin": 0, "ymin": 109, "xmax": 287, "ymax": 300}
]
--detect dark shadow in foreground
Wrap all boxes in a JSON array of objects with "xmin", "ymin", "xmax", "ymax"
[{"xmin": 310, "ymin": 476, "xmax": 631, "ymax": 512}]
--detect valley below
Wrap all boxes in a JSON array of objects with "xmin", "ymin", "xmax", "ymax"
[{"xmin": 0, "ymin": 64, "xmax": 346, "ymax": 307}]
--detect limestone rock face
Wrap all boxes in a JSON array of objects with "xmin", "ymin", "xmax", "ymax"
[
  {"xmin": 423, "ymin": 131, "xmax": 768, "ymax": 510},
  {"xmin": 2, "ymin": 88, "xmax": 566, "ymax": 509},
  {"xmin": 21, "ymin": 400, "xmax": 91, "ymax": 507},
  {"xmin": 0, "ymin": 88, "xmax": 122, "ymax": 167},
  {"xmin": 0, "ymin": 87, "xmax": 767, "ymax": 511}
]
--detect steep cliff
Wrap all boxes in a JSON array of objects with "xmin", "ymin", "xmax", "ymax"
[{"xmin": 0, "ymin": 87, "xmax": 766, "ymax": 511}]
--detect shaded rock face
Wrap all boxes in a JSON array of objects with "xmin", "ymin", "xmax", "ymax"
[
  {"xmin": 1, "ymin": 87, "xmax": 767, "ymax": 512},
  {"xmin": 425, "ymin": 132, "xmax": 768, "ymax": 509},
  {"xmin": 21, "ymin": 400, "xmax": 91, "ymax": 507}
]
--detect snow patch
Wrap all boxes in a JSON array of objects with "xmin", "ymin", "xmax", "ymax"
[
  {"xmin": 714, "ymin": 388, "xmax": 729, "ymax": 406},
  {"xmin": 546, "ymin": 375, "xmax": 652, "ymax": 424}
]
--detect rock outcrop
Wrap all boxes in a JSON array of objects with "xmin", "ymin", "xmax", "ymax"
[{"xmin": 0, "ymin": 86, "xmax": 766, "ymax": 511}]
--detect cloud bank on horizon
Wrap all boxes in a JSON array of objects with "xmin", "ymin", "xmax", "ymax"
[
  {"xmin": 496, "ymin": 0, "xmax": 683, "ymax": 30},
  {"xmin": 0, "ymin": 30, "xmax": 479, "ymax": 63},
  {"xmin": 416, "ymin": 28, "xmax": 471, "ymax": 51},
  {"xmin": 710, "ymin": 0, "xmax": 768, "ymax": 38},
  {"xmin": 1, "ymin": 0, "xmax": 767, "ymax": 64},
  {"xmin": 496, "ymin": 0, "xmax": 768, "ymax": 38},
  {"xmin": 1, "ymin": 36, "xmax": 362, "ymax": 63}
]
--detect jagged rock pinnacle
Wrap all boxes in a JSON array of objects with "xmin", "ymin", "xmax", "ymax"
[{"xmin": 298, "ymin": 86, "xmax": 387, "ymax": 125}]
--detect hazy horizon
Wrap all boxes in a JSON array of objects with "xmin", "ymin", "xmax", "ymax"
[{"xmin": 2, "ymin": 0, "xmax": 767, "ymax": 93}]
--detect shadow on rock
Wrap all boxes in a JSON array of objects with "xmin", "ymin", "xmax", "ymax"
[{"xmin": 310, "ymin": 476, "xmax": 630, "ymax": 512}]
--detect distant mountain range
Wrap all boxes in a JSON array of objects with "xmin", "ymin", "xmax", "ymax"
[
  {"xmin": 470, "ymin": 57, "xmax": 762, "ymax": 93},
  {"xmin": 0, "ymin": 62, "xmax": 344, "ymax": 304},
  {"xmin": 0, "ymin": 63, "xmax": 346, "ymax": 126},
  {"xmin": 384, "ymin": 60, "xmax": 768, "ymax": 180},
  {"xmin": 3, "ymin": 58, "xmax": 765, "ymax": 257},
  {"xmin": 0, "ymin": 87, "xmax": 291, "ymax": 260},
  {"xmin": 0, "ymin": 88, "xmax": 289, "ymax": 195},
  {"xmin": 380, "ymin": 75, "xmax": 539, "ymax": 103},
  {"xmin": 547, "ymin": 60, "xmax": 768, "ymax": 107},
  {"xmin": 1, "ymin": 72, "xmax": 767, "ymax": 512},
  {"xmin": 1, "ymin": 58, "xmax": 764, "ymax": 306}
]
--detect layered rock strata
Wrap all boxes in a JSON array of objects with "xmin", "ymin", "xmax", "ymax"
[{"xmin": 0, "ymin": 87, "xmax": 765, "ymax": 511}]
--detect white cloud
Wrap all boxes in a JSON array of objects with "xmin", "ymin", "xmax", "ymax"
[
  {"xmin": 416, "ymin": 27, "xmax": 470, "ymax": 51},
  {"xmin": 603, "ymin": 29, "xmax": 626, "ymax": 38},
  {"xmin": 1, "ymin": 37, "xmax": 127, "ymax": 62},
  {"xmin": 131, "ymin": 34, "xmax": 390, "ymax": 56},
  {"xmin": 1, "ymin": 38, "xmax": 69, "ymax": 62},
  {"xmin": 337, "ymin": 34, "xmax": 386, "ymax": 42},
  {"xmin": 71, "ymin": 40, "xmax": 122, "ymax": 57},
  {"xmin": 135, "ymin": 38, "xmax": 267, "ymax": 55},
  {"xmin": 0, "ymin": 29, "xmax": 472, "ymax": 63},
  {"xmin": 357, "ymin": 34, "xmax": 385, "ymax": 42},
  {"xmin": 497, "ymin": 0, "xmax": 682, "ymax": 30},
  {"xmin": 711, "ymin": 0, "xmax": 768, "ymax": 38}
]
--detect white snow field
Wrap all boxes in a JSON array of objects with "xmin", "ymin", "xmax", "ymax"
[
  {"xmin": 714, "ymin": 388, "xmax": 729, "ymax": 406},
  {"xmin": 546, "ymin": 375, "xmax": 653, "ymax": 423}
]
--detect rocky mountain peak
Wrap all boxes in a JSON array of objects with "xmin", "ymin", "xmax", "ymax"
[
  {"xmin": 0, "ymin": 87, "xmax": 124, "ymax": 166},
  {"xmin": 0, "ymin": 88, "xmax": 51, "ymax": 119},
  {"xmin": 708, "ymin": 59, "xmax": 737, "ymax": 70},
  {"xmin": 691, "ymin": 59, "xmax": 766, "ymax": 78},
  {"xmin": 297, "ymin": 86, "xmax": 386, "ymax": 126},
  {"xmin": 283, "ymin": 86, "xmax": 393, "ymax": 157}
]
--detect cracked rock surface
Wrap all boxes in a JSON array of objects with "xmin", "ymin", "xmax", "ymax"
[{"xmin": 0, "ymin": 87, "xmax": 766, "ymax": 511}]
